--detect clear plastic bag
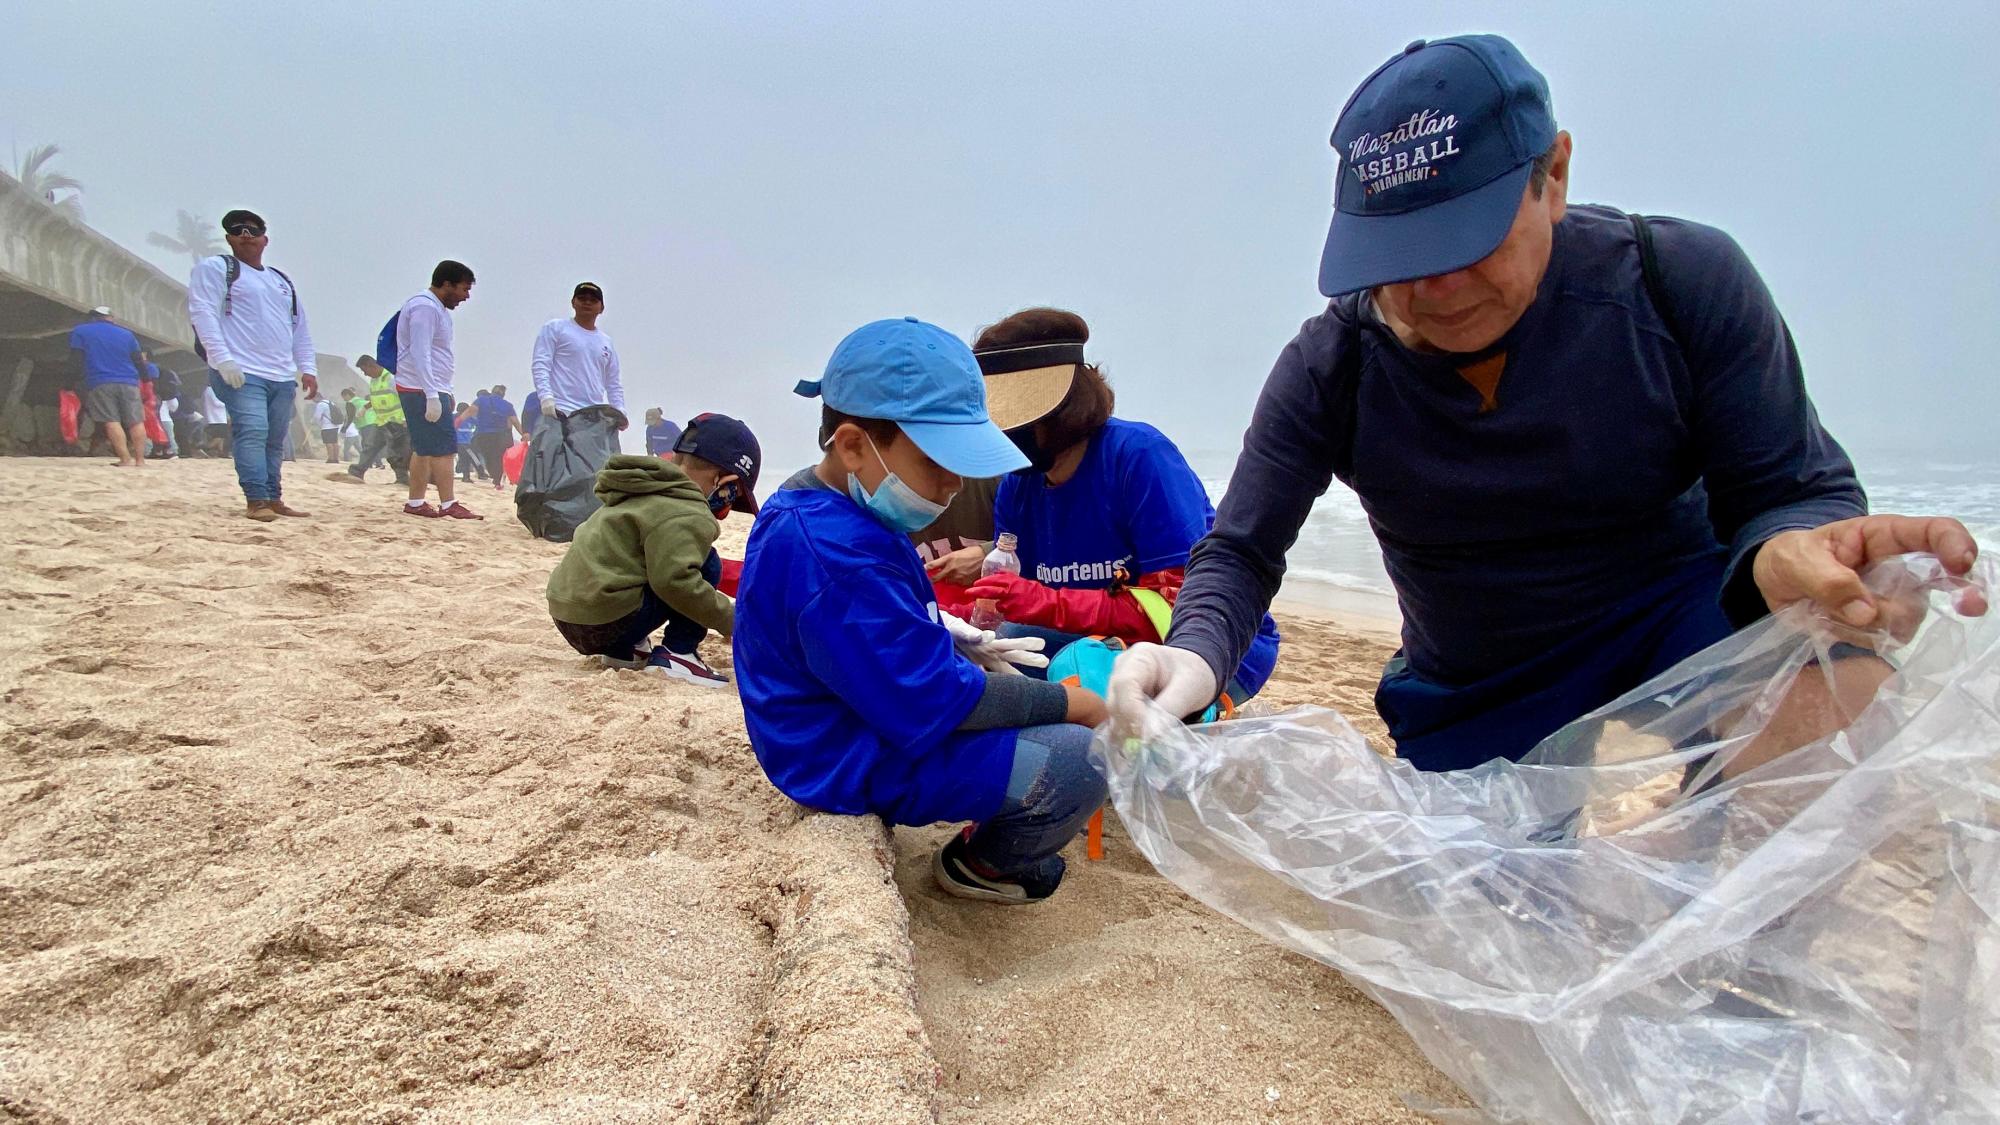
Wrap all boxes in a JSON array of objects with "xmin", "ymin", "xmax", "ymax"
[{"xmin": 1099, "ymin": 554, "xmax": 2000, "ymax": 1123}]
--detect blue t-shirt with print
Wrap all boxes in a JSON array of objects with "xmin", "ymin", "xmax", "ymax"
[
  {"xmin": 994, "ymin": 417, "xmax": 1281, "ymax": 694},
  {"xmin": 474, "ymin": 391, "xmax": 515, "ymax": 434},
  {"xmin": 69, "ymin": 320, "xmax": 142, "ymax": 388},
  {"xmin": 455, "ymin": 415, "xmax": 477, "ymax": 444},
  {"xmin": 646, "ymin": 419, "xmax": 682, "ymax": 456},
  {"xmin": 733, "ymin": 473, "xmax": 1015, "ymax": 827}
]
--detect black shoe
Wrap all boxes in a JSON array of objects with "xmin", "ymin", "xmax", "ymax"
[{"xmin": 931, "ymin": 831, "xmax": 1063, "ymax": 905}]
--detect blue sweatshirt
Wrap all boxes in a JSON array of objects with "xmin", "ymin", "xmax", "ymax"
[
  {"xmin": 733, "ymin": 472, "xmax": 1017, "ymax": 826},
  {"xmin": 1171, "ymin": 205, "xmax": 1866, "ymax": 689}
]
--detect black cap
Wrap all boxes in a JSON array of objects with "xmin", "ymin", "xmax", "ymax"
[
  {"xmin": 573, "ymin": 282, "xmax": 604, "ymax": 301},
  {"xmin": 673, "ymin": 412, "xmax": 761, "ymax": 515},
  {"xmin": 221, "ymin": 209, "xmax": 266, "ymax": 232}
]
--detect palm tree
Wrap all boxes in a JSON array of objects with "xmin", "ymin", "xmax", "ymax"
[
  {"xmin": 15, "ymin": 144, "xmax": 83, "ymax": 220},
  {"xmin": 149, "ymin": 209, "xmax": 224, "ymax": 266}
]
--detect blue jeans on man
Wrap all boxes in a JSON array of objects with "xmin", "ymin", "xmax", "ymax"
[{"xmin": 209, "ymin": 372, "xmax": 296, "ymax": 503}]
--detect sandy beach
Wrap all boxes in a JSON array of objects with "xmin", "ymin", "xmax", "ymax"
[{"xmin": 0, "ymin": 456, "xmax": 1466, "ymax": 1123}]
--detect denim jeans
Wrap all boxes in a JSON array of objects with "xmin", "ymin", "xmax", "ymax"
[
  {"xmin": 996, "ymin": 622, "xmax": 1259, "ymax": 707},
  {"xmin": 209, "ymin": 372, "xmax": 295, "ymax": 503},
  {"xmin": 961, "ymin": 722, "xmax": 1107, "ymax": 881},
  {"xmin": 551, "ymin": 550, "xmax": 721, "ymax": 658}
]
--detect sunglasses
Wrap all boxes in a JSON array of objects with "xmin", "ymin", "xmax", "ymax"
[{"xmin": 226, "ymin": 225, "xmax": 266, "ymax": 237}]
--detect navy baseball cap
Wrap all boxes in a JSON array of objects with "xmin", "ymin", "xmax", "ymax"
[
  {"xmin": 673, "ymin": 412, "xmax": 762, "ymax": 514},
  {"xmin": 795, "ymin": 317, "xmax": 1030, "ymax": 478},
  {"xmin": 1318, "ymin": 35, "xmax": 1556, "ymax": 297}
]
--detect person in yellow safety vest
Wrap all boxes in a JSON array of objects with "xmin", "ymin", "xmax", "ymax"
[{"xmin": 330, "ymin": 355, "xmax": 411, "ymax": 486}]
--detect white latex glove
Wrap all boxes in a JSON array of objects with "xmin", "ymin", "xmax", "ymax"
[
  {"xmin": 939, "ymin": 610, "xmax": 1049, "ymax": 675},
  {"xmin": 424, "ymin": 394, "xmax": 443, "ymax": 423},
  {"xmin": 541, "ymin": 397, "xmax": 558, "ymax": 418},
  {"xmin": 215, "ymin": 360, "xmax": 245, "ymax": 388},
  {"xmin": 1108, "ymin": 642, "xmax": 1219, "ymax": 738}
]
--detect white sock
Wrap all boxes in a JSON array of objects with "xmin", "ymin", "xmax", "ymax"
[{"xmin": 406, "ymin": 498, "xmax": 427, "ymax": 509}]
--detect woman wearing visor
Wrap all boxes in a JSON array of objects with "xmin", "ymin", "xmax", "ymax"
[{"xmin": 963, "ymin": 308, "xmax": 1281, "ymax": 709}]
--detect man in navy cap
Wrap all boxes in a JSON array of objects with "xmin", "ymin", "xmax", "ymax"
[{"xmin": 1111, "ymin": 34, "xmax": 1982, "ymax": 771}]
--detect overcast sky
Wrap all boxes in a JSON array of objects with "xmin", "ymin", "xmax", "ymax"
[{"xmin": 8, "ymin": 1, "xmax": 1997, "ymax": 471}]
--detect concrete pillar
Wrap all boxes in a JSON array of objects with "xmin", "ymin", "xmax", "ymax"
[{"xmin": 0, "ymin": 356, "xmax": 32, "ymax": 453}]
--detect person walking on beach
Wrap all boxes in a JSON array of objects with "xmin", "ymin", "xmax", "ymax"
[
  {"xmin": 643, "ymin": 407, "xmax": 681, "ymax": 456},
  {"xmin": 530, "ymin": 282, "xmax": 625, "ymax": 427},
  {"xmin": 331, "ymin": 355, "xmax": 409, "ymax": 486},
  {"xmin": 453, "ymin": 401, "xmax": 482, "ymax": 483},
  {"xmin": 471, "ymin": 384, "xmax": 523, "ymax": 490},
  {"xmin": 68, "ymin": 307, "xmax": 149, "ymax": 468},
  {"xmin": 395, "ymin": 260, "xmax": 483, "ymax": 520},
  {"xmin": 312, "ymin": 392, "xmax": 340, "ymax": 462},
  {"xmin": 188, "ymin": 209, "xmax": 317, "ymax": 521},
  {"xmin": 1110, "ymin": 34, "xmax": 1982, "ymax": 773}
]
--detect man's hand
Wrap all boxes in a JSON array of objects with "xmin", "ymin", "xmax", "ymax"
[
  {"xmin": 541, "ymin": 398, "xmax": 558, "ymax": 418},
  {"xmin": 1107, "ymin": 642, "xmax": 1219, "ymax": 737},
  {"xmin": 925, "ymin": 544, "xmax": 988, "ymax": 586},
  {"xmin": 299, "ymin": 373, "xmax": 318, "ymax": 397},
  {"xmin": 424, "ymin": 394, "xmax": 443, "ymax": 423},
  {"xmin": 1753, "ymin": 516, "xmax": 1985, "ymax": 635},
  {"xmin": 216, "ymin": 360, "xmax": 245, "ymax": 389}
]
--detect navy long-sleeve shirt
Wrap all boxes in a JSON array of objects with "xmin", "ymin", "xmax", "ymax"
[{"xmin": 1171, "ymin": 205, "xmax": 1866, "ymax": 689}]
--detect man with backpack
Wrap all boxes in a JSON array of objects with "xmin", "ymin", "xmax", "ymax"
[
  {"xmin": 1110, "ymin": 34, "xmax": 1980, "ymax": 773},
  {"xmin": 393, "ymin": 260, "xmax": 481, "ymax": 519},
  {"xmin": 188, "ymin": 209, "xmax": 317, "ymax": 522}
]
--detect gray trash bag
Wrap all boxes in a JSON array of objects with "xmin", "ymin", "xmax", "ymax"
[
  {"xmin": 1099, "ymin": 554, "xmax": 2000, "ymax": 1124},
  {"xmin": 515, "ymin": 405, "xmax": 625, "ymax": 542}
]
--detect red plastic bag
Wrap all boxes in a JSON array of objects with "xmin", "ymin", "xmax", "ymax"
[
  {"xmin": 502, "ymin": 439, "xmax": 527, "ymax": 484},
  {"xmin": 140, "ymin": 382, "xmax": 167, "ymax": 444},
  {"xmin": 58, "ymin": 390, "xmax": 80, "ymax": 445}
]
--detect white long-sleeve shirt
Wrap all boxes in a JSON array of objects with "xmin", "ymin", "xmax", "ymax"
[
  {"xmin": 187, "ymin": 255, "xmax": 315, "ymax": 381},
  {"xmin": 530, "ymin": 317, "xmax": 624, "ymax": 415},
  {"xmin": 394, "ymin": 291, "xmax": 455, "ymax": 396}
]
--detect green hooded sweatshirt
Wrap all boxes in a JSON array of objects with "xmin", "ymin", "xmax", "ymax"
[{"xmin": 545, "ymin": 455, "xmax": 734, "ymax": 634}]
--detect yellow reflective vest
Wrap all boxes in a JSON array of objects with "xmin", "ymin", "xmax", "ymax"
[{"xmin": 367, "ymin": 370, "xmax": 405, "ymax": 426}]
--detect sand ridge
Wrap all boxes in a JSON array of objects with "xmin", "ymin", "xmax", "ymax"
[{"xmin": 0, "ymin": 457, "xmax": 1464, "ymax": 1122}]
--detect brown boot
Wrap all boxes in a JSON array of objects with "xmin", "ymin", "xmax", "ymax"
[
  {"xmin": 246, "ymin": 501, "xmax": 279, "ymax": 523},
  {"xmin": 266, "ymin": 500, "xmax": 311, "ymax": 518}
]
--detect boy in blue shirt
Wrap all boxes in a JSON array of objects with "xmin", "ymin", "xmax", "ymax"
[{"xmin": 734, "ymin": 318, "xmax": 1108, "ymax": 905}]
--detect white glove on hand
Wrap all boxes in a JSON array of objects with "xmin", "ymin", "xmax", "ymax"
[
  {"xmin": 216, "ymin": 360, "xmax": 245, "ymax": 388},
  {"xmin": 424, "ymin": 394, "xmax": 443, "ymax": 423},
  {"xmin": 939, "ymin": 611, "xmax": 1049, "ymax": 675},
  {"xmin": 1108, "ymin": 642, "xmax": 1219, "ymax": 739},
  {"xmin": 541, "ymin": 397, "xmax": 558, "ymax": 418}
]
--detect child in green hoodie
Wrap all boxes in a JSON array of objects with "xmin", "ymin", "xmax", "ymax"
[{"xmin": 545, "ymin": 414, "xmax": 761, "ymax": 687}]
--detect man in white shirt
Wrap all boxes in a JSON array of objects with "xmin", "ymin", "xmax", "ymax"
[
  {"xmin": 394, "ymin": 260, "xmax": 483, "ymax": 520},
  {"xmin": 530, "ymin": 282, "xmax": 625, "ymax": 428},
  {"xmin": 187, "ymin": 209, "xmax": 318, "ymax": 523}
]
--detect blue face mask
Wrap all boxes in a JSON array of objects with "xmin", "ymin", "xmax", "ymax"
[{"xmin": 846, "ymin": 435, "xmax": 948, "ymax": 534}]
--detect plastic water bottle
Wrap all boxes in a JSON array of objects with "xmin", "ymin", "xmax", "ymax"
[
  {"xmin": 981, "ymin": 533, "xmax": 1021, "ymax": 578},
  {"xmin": 970, "ymin": 534, "xmax": 1021, "ymax": 631}
]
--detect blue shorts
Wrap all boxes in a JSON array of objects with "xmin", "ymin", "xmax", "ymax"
[
  {"xmin": 399, "ymin": 391, "xmax": 456, "ymax": 457},
  {"xmin": 1376, "ymin": 555, "xmax": 1735, "ymax": 772}
]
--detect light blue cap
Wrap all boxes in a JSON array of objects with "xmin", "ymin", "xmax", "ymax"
[{"xmin": 795, "ymin": 317, "xmax": 1030, "ymax": 478}]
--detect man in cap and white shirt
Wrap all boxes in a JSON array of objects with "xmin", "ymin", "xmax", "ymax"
[
  {"xmin": 1111, "ymin": 34, "xmax": 1982, "ymax": 775},
  {"xmin": 188, "ymin": 209, "xmax": 318, "ymax": 521},
  {"xmin": 530, "ymin": 282, "xmax": 625, "ymax": 429}
]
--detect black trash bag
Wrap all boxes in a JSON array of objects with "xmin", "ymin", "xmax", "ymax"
[{"xmin": 515, "ymin": 405, "xmax": 625, "ymax": 542}]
